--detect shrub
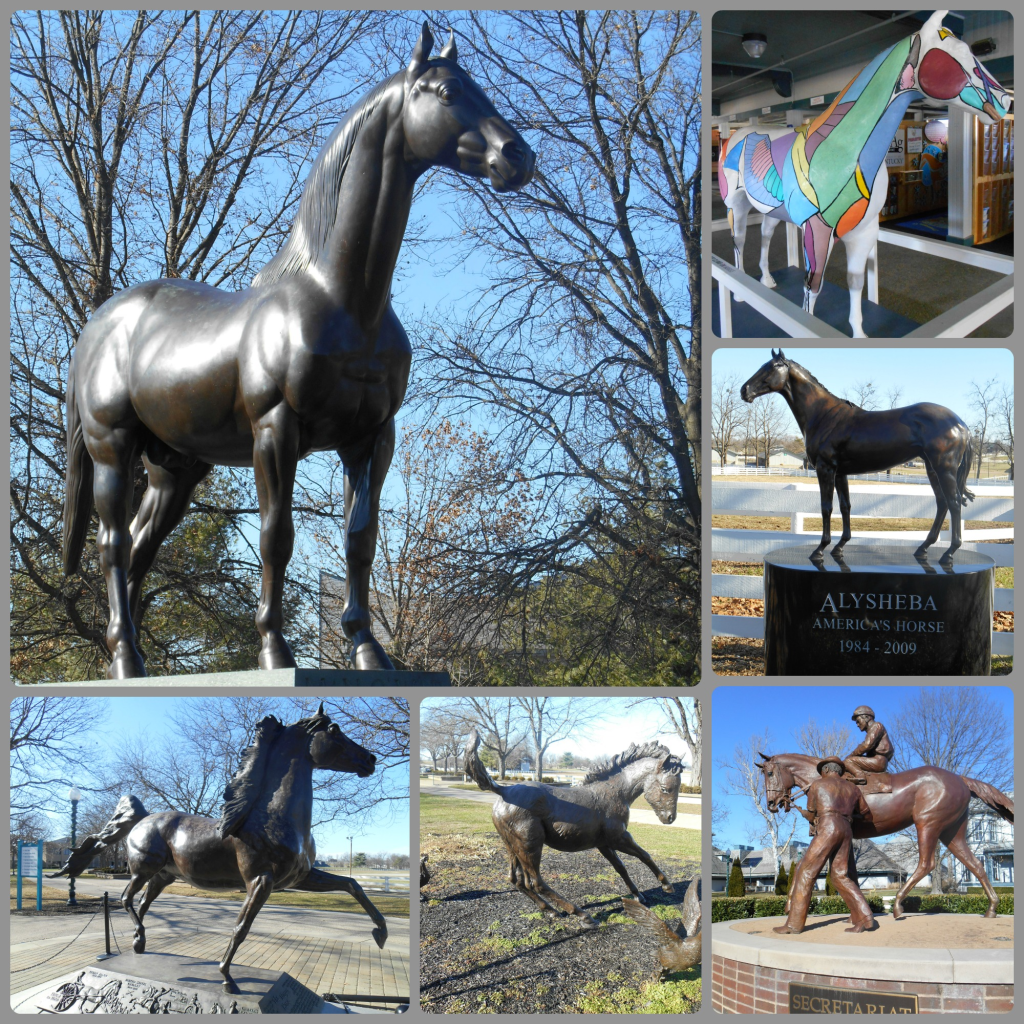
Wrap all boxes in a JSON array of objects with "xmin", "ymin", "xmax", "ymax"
[
  {"xmin": 902, "ymin": 893, "xmax": 1014, "ymax": 915},
  {"xmin": 774, "ymin": 862, "xmax": 789, "ymax": 896},
  {"xmin": 753, "ymin": 896, "xmax": 787, "ymax": 917},
  {"xmin": 825, "ymin": 870, "xmax": 837, "ymax": 897},
  {"xmin": 711, "ymin": 893, "xmax": 885, "ymax": 922},
  {"xmin": 727, "ymin": 858, "xmax": 746, "ymax": 897}
]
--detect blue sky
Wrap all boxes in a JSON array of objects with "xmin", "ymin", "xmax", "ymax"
[
  {"xmin": 53, "ymin": 698, "xmax": 409, "ymax": 858},
  {"xmin": 711, "ymin": 685, "xmax": 1014, "ymax": 851},
  {"xmin": 712, "ymin": 347, "xmax": 1013, "ymax": 418}
]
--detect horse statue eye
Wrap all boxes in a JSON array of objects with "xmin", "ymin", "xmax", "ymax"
[{"xmin": 438, "ymin": 80, "xmax": 463, "ymax": 105}]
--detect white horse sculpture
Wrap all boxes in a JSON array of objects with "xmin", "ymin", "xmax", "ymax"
[{"xmin": 718, "ymin": 10, "xmax": 1010, "ymax": 337}]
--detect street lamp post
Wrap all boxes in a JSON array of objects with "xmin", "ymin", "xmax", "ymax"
[
  {"xmin": 67, "ymin": 787, "xmax": 81, "ymax": 906},
  {"xmin": 347, "ymin": 836, "xmax": 353, "ymax": 874}
]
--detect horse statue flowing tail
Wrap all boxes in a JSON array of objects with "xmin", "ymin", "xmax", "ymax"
[
  {"xmin": 757, "ymin": 751, "xmax": 1013, "ymax": 920},
  {"xmin": 464, "ymin": 729, "xmax": 683, "ymax": 928},
  {"xmin": 718, "ymin": 10, "xmax": 1010, "ymax": 337},
  {"xmin": 49, "ymin": 705, "xmax": 388, "ymax": 992},
  {"xmin": 62, "ymin": 23, "xmax": 535, "ymax": 679}
]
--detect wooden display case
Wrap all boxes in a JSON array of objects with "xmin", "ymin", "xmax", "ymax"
[{"xmin": 974, "ymin": 114, "xmax": 1013, "ymax": 244}]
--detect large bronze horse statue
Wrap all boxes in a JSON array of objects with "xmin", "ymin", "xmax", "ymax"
[
  {"xmin": 757, "ymin": 751, "xmax": 1013, "ymax": 919},
  {"xmin": 50, "ymin": 704, "xmax": 388, "ymax": 991},
  {"xmin": 741, "ymin": 350, "xmax": 974, "ymax": 565},
  {"xmin": 62, "ymin": 24, "xmax": 535, "ymax": 677},
  {"xmin": 464, "ymin": 730, "xmax": 684, "ymax": 928}
]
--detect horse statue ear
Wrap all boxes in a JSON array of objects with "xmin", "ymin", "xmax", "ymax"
[
  {"xmin": 440, "ymin": 29, "xmax": 458, "ymax": 63},
  {"xmin": 777, "ymin": 349, "xmax": 786, "ymax": 360},
  {"xmin": 407, "ymin": 21, "xmax": 434, "ymax": 83},
  {"xmin": 317, "ymin": 701, "xmax": 325, "ymax": 717},
  {"xmin": 757, "ymin": 750, "xmax": 771, "ymax": 762},
  {"xmin": 922, "ymin": 10, "xmax": 949, "ymax": 35}
]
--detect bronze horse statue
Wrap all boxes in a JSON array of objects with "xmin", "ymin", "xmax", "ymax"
[
  {"xmin": 62, "ymin": 23, "xmax": 535, "ymax": 677},
  {"xmin": 50, "ymin": 704, "xmax": 388, "ymax": 991},
  {"xmin": 464, "ymin": 730, "xmax": 683, "ymax": 928},
  {"xmin": 757, "ymin": 751, "xmax": 1013, "ymax": 919},
  {"xmin": 740, "ymin": 350, "xmax": 975, "ymax": 565}
]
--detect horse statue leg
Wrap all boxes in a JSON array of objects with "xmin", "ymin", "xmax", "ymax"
[
  {"xmin": 291, "ymin": 866, "xmax": 388, "ymax": 947},
  {"xmin": 891, "ymin": 820, "xmax": 942, "ymax": 919},
  {"xmin": 219, "ymin": 869, "xmax": 274, "ymax": 992},
  {"xmin": 801, "ymin": 214, "xmax": 835, "ymax": 318},
  {"xmin": 758, "ymin": 214, "xmax": 781, "ymax": 289},
  {"xmin": 915, "ymin": 461, "xmax": 949, "ymax": 559},
  {"xmin": 338, "ymin": 419, "xmax": 396, "ymax": 670},
  {"xmin": 728, "ymin": 192, "xmax": 752, "ymax": 304},
  {"xmin": 811, "ymin": 462, "xmax": 837, "ymax": 562},
  {"xmin": 597, "ymin": 846, "xmax": 651, "ymax": 904},
  {"xmin": 609, "ymin": 831, "xmax": 676, "ymax": 898},
  {"xmin": 251, "ymin": 405, "xmax": 300, "ymax": 670},
  {"xmin": 941, "ymin": 816, "xmax": 1000, "ymax": 918},
  {"xmin": 126, "ymin": 453, "xmax": 212, "ymax": 629},
  {"xmin": 832, "ymin": 472, "xmax": 853, "ymax": 555},
  {"xmin": 120, "ymin": 867, "xmax": 164, "ymax": 953}
]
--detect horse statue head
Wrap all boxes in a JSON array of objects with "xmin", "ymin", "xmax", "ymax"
[
  {"xmin": 641, "ymin": 748, "xmax": 685, "ymax": 825},
  {"xmin": 740, "ymin": 348, "xmax": 791, "ymax": 402},
  {"xmin": 302, "ymin": 703, "xmax": 378, "ymax": 778},
  {"xmin": 912, "ymin": 11, "xmax": 1011, "ymax": 124},
  {"xmin": 402, "ymin": 23, "xmax": 535, "ymax": 191},
  {"xmin": 754, "ymin": 751, "xmax": 799, "ymax": 813}
]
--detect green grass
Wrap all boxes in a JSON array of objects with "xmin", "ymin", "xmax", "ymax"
[
  {"xmin": 574, "ymin": 967, "xmax": 701, "ymax": 1013},
  {"xmin": 995, "ymin": 567, "xmax": 1013, "ymax": 588}
]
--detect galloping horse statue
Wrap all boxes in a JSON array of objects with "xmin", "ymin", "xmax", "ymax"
[
  {"xmin": 62, "ymin": 24, "xmax": 535, "ymax": 677},
  {"xmin": 741, "ymin": 350, "xmax": 974, "ymax": 565},
  {"xmin": 756, "ymin": 750, "xmax": 1013, "ymax": 919},
  {"xmin": 464, "ymin": 730, "xmax": 684, "ymax": 928},
  {"xmin": 718, "ymin": 10, "xmax": 1010, "ymax": 336},
  {"xmin": 50, "ymin": 704, "xmax": 388, "ymax": 992}
]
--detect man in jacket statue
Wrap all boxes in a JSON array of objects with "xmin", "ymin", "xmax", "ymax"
[{"xmin": 773, "ymin": 757, "xmax": 875, "ymax": 934}]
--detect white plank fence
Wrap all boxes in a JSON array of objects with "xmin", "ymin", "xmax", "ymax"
[{"xmin": 712, "ymin": 481, "xmax": 1014, "ymax": 657}]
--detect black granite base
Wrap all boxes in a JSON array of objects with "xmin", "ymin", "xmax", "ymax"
[{"xmin": 763, "ymin": 543, "xmax": 993, "ymax": 676}]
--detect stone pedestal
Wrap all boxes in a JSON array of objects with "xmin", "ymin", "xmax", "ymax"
[
  {"xmin": 763, "ymin": 543, "xmax": 993, "ymax": 676},
  {"xmin": 19, "ymin": 667, "xmax": 452, "ymax": 688},
  {"xmin": 32, "ymin": 952, "xmax": 324, "ymax": 1013},
  {"xmin": 712, "ymin": 916, "xmax": 1014, "ymax": 1014}
]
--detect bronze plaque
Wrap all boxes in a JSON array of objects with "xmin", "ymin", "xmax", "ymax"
[{"xmin": 789, "ymin": 982, "xmax": 918, "ymax": 1014}]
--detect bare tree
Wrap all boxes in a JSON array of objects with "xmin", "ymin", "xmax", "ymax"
[
  {"xmin": 993, "ymin": 383, "xmax": 1014, "ymax": 481},
  {"xmin": 631, "ymin": 695, "xmax": 701, "ymax": 788},
  {"xmin": 420, "ymin": 704, "xmax": 467, "ymax": 773},
  {"xmin": 514, "ymin": 697, "xmax": 604, "ymax": 781},
  {"xmin": 968, "ymin": 378, "xmax": 999, "ymax": 480},
  {"xmin": 885, "ymin": 384, "xmax": 904, "ymax": 409},
  {"xmin": 432, "ymin": 697, "xmax": 526, "ymax": 780},
  {"xmin": 745, "ymin": 395, "xmax": 789, "ymax": 468},
  {"xmin": 10, "ymin": 9, "xmax": 381, "ymax": 679},
  {"xmin": 792, "ymin": 718, "xmax": 852, "ymax": 759},
  {"xmin": 411, "ymin": 10, "xmax": 701, "ymax": 682},
  {"xmin": 715, "ymin": 732, "xmax": 800, "ymax": 872},
  {"xmin": 845, "ymin": 380, "xmax": 877, "ymax": 410},
  {"xmin": 712, "ymin": 374, "xmax": 744, "ymax": 468}
]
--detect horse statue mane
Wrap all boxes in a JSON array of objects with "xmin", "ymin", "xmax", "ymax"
[
  {"xmin": 773, "ymin": 350, "xmax": 860, "ymax": 410},
  {"xmin": 584, "ymin": 741, "xmax": 681, "ymax": 783},
  {"xmin": 218, "ymin": 715, "xmax": 286, "ymax": 839},
  {"xmin": 252, "ymin": 77, "xmax": 396, "ymax": 288}
]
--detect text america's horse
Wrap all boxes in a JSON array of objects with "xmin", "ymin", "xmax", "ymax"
[
  {"xmin": 719, "ymin": 10, "xmax": 1010, "ymax": 336},
  {"xmin": 51, "ymin": 705, "xmax": 387, "ymax": 991},
  {"xmin": 757, "ymin": 751, "xmax": 1013, "ymax": 919},
  {"xmin": 741, "ymin": 350, "xmax": 974, "ymax": 564},
  {"xmin": 63, "ymin": 24, "xmax": 535, "ymax": 677}
]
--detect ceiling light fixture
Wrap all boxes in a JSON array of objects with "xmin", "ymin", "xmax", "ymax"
[{"xmin": 742, "ymin": 33, "xmax": 768, "ymax": 59}]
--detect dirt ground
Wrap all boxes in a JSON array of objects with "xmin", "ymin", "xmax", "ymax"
[{"xmin": 420, "ymin": 796, "xmax": 700, "ymax": 1014}]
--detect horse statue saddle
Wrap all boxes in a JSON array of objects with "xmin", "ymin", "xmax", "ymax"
[{"xmin": 849, "ymin": 772, "xmax": 893, "ymax": 795}]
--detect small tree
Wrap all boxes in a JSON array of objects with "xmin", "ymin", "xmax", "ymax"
[
  {"xmin": 774, "ymin": 862, "xmax": 789, "ymax": 896},
  {"xmin": 728, "ymin": 857, "xmax": 746, "ymax": 897}
]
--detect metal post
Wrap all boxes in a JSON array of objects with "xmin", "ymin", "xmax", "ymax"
[
  {"xmin": 17, "ymin": 839, "xmax": 23, "ymax": 910},
  {"xmin": 97, "ymin": 891, "xmax": 115, "ymax": 960},
  {"xmin": 67, "ymin": 795, "xmax": 79, "ymax": 907}
]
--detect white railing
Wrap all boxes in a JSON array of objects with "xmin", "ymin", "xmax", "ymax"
[
  {"xmin": 711, "ymin": 217, "xmax": 1013, "ymax": 339},
  {"xmin": 712, "ymin": 465, "xmax": 1012, "ymax": 485},
  {"xmin": 325, "ymin": 872, "xmax": 411, "ymax": 894},
  {"xmin": 712, "ymin": 480, "xmax": 1014, "ymax": 658}
]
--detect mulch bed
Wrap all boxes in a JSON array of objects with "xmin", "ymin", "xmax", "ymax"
[
  {"xmin": 711, "ymin": 636, "xmax": 764, "ymax": 676},
  {"xmin": 420, "ymin": 841, "xmax": 698, "ymax": 1014}
]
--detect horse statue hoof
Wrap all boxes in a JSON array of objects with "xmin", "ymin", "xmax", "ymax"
[
  {"xmin": 661, "ymin": 882, "xmax": 675, "ymax": 894},
  {"xmin": 984, "ymin": 909, "xmax": 998, "ymax": 919},
  {"xmin": 580, "ymin": 916, "xmax": 599, "ymax": 930},
  {"xmin": 132, "ymin": 935, "xmax": 146, "ymax": 954},
  {"xmin": 352, "ymin": 639, "xmax": 394, "ymax": 671},
  {"xmin": 107, "ymin": 648, "xmax": 146, "ymax": 679},
  {"xmin": 257, "ymin": 639, "xmax": 297, "ymax": 670},
  {"xmin": 372, "ymin": 925, "xmax": 387, "ymax": 949}
]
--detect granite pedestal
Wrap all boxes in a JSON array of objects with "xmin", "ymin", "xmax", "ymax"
[
  {"xmin": 32, "ymin": 952, "xmax": 323, "ymax": 1013},
  {"xmin": 763, "ymin": 543, "xmax": 994, "ymax": 675},
  {"xmin": 17, "ymin": 667, "xmax": 452, "ymax": 688}
]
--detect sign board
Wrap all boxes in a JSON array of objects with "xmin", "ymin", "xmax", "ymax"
[
  {"xmin": 17, "ymin": 840, "xmax": 44, "ymax": 911},
  {"xmin": 789, "ymin": 982, "xmax": 918, "ymax": 1014},
  {"xmin": 810, "ymin": 95, "xmax": 825, "ymax": 106},
  {"xmin": 762, "ymin": 106, "xmax": 772, "ymax": 114},
  {"xmin": 886, "ymin": 128, "xmax": 906, "ymax": 168},
  {"xmin": 907, "ymin": 125, "xmax": 924, "ymax": 154}
]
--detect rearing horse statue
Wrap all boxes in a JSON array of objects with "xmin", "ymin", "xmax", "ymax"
[
  {"xmin": 756, "ymin": 751, "xmax": 1013, "ymax": 920},
  {"xmin": 719, "ymin": 10, "xmax": 1010, "ymax": 336},
  {"xmin": 62, "ymin": 24, "xmax": 535, "ymax": 678}
]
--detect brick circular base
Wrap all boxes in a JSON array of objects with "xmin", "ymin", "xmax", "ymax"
[{"xmin": 712, "ymin": 919, "xmax": 1013, "ymax": 1014}]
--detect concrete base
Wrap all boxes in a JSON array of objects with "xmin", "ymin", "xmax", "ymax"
[
  {"xmin": 712, "ymin": 916, "xmax": 1013, "ymax": 1014},
  {"xmin": 30, "ymin": 952, "xmax": 324, "ymax": 1013},
  {"xmin": 17, "ymin": 667, "xmax": 451, "ymax": 688}
]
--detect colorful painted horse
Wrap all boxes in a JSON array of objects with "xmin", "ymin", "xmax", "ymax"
[{"xmin": 718, "ymin": 11, "xmax": 1010, "ymax": 337}]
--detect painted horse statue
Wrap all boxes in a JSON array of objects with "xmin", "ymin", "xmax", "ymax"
[
  {"xmin": 464, "ymin": 730, "xmax": 683, "ymax": 928},
  {"xmin": 718, "ymin": 10, "xmax": 1010, "ymax": 336},
  {"xmin": 741, "ymin": 350, "xmax": 974, "ymax": 565},
  {"xmin": 62, "ymin": 24, "xmax": 535, "ymax": 677},
  {"xmin": 756, "ymin": 750, "xmax": 1013, "ymax": 920},
  {"xmin": 50, "ymin": 704, "xmax": 388, "ymax": 992}
]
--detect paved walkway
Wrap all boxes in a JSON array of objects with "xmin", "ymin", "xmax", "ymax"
[
  {"xmin": 10, "ymin": 894, "xmax": 409, "ymax": 1001},
  {"xmin": 423, "ymin": 780, "xmax": 702, "ymax": 830}
]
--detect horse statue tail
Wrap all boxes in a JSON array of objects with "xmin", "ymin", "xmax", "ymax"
[
  {"xmin": 463, "ymin": 729, "xmax": 503, "ymax": 795},
  {"xmin": 958, "ymin": 434, "xmax": 976, "ymax": 505},
  {"xmin": 47, "ymin": 794, "xmax": 147, "ymax": 879},
  {"xmin": 963, "ymin": 777, "xmax": 1014, "ymax": 824},
  {"xmin": 62, "ymin": 357, "xmax": 95, "ymax": 574}
]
